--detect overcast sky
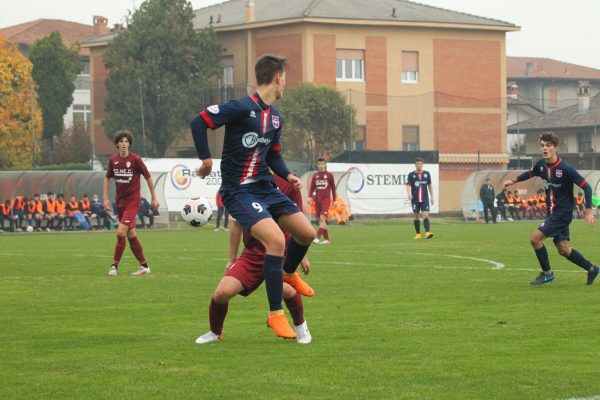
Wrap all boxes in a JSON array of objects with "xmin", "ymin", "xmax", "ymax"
[{"xmin": 1, "ymin": 0, "xmax": 599, "ymax": 70}]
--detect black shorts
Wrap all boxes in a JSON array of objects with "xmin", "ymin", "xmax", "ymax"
[
  {"xmin": 538, "ymin": 213, "xmax": 571, "ymax": 243},
  {"xmin": 412, "ymin": 201, "xmax": 430, "ymax": 213}
]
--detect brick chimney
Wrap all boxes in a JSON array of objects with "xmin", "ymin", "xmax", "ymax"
[
  {"xmin": 577, "ymin": 80, "xmax": 591, "ymax": 113},
  {"xmin": 507, "ymin": 82, "xmax": 519, "ymax": 99},
  {"xmin": 93, "ymin": 16, "xmax": 109, "ymax": 35},
  {"xmin": 245, "ymin": 0, "xmax": 255, "ymax": 23}
]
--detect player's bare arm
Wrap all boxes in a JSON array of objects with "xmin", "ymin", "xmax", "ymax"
[
  {"xmin": 406, "ymin": 185, "xmax": 412, "ymax": 201},
  {"xmin": 287, "ymin": 173, "xmax": 302, "ymax": 190},
  {"xmin": 196, "ymin": 158, "xmax": 213, "ymax": 179},
  {"xmin": 102, "ymin": 176, "xmax": 111, "ymax": 210},
  {"xmin": 428, "ymin": 184, "xmax": 435, "ymax": 206},
  {"xmin": 584, "ymin": 208, "xmax": 595, "ymax": 227}
]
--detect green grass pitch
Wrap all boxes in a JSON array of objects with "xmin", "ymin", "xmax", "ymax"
[{"xmin": 2, "ymin": 219, "xmax": 600, "ymax": 399}]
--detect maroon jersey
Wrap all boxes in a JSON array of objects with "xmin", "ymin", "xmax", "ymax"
[
  {"xmin": 240, "ymin": 175, "xmax": 302, "ymax": 262},
  {"xmin": 106, "ymin": 152, "xmax": 150, "ymax": 208},
  {"xmin": 309, "ymin": 171, "xmax": 336, "ymax": 203}
]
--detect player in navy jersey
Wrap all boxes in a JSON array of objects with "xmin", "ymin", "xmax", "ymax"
[
  {"xmin": 503, "ymin": 132, "xmax": 598, "ymax": 285},
  {"xmin": 309, "ymin": 158, "xmax": 336, "ymax": 244},
  {"xmin": 103, "ymin": 130, "xmax": 159, "ymax": 277},
  {"xmin": 406, "ymin": 157, "xmax": 434, "ymax": 239},
  {"xmin": 195, "ymin": 175, "xmax": 312, "ymax": 344},
  {"xmin": 191, "ymin": 55, "xmax": 315, "ymax": 339}
]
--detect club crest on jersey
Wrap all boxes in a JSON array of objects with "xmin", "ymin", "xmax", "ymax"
[
  {"xmin": 249, "ymin": 110, "xmax": 256, "ymax": 118},
  {"xmin": 272, "ymin": 115, "xmax": 280, "ymax": 129},
  {"xmin": 207, "ymin": 105, "xmax": 219, "ymax": 114},
  {"xmin": 126, "ymin": 161, "xmax": 131, "ymax": 168},
  {"xmin": 556, "ymin": 169, "xmax": 562, "ymax": 178},
  {"xmin": 424, "ymin": 173, "xmax": 428, "ymax": 178}
]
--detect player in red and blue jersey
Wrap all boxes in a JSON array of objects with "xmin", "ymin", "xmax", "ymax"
[
  {"xmin": 504, "ymin": 132, "xmax": 598, "ymax": 286},
  {"xmin": 103, "ymin": 130, "xmax": 159, "ymax": 277},
  {"xmin": 191, "ymin": 55, "xmax": 315, "ymax": 340},
  {"xmin": 406, "ymin": 157, "xmax": 434, "ymax": 239},
  {"xmin": 195, "ymin": 174, "xmax": 312, "ymax": 345}
]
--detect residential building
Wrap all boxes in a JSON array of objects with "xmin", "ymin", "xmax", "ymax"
[
  {"xmin": 508, "ymin": 81, "xmax": 600, "ymax": 169},
  {"xmin": 0, "ymin": 18, "xmax": 104, "ymax": 130}
]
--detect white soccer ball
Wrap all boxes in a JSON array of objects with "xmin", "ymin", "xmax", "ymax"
[
  {"xmin": 181, "ymin": 197, "xmax": 213, "ymax": 227},
  {"xmin": 26, "ymin": 225, "xmax": 34, "ymax": 233}
]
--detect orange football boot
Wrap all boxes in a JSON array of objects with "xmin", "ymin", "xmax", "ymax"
[
  {"xmin": 283, "ymin": 272, "xmax": 315, "ymax": 297},
  {"xmin": 267, "ymin": 311, "xmax": 297, "ymax": 339}
]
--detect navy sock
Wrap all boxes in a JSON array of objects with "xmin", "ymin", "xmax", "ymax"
[
  {"xmin": 282, "ymin": 239, "xmax": 310, "ymax": 274},
  {"xmin": 567, "ymin": 248, "xmax": 594, "ymax": 271},
  {"xmin": 263, "ymin": 254, "xmax": 284, "ymax": 311},
  {"xmin": 413, "ymin": 219, "xmax": 420, "ymax": 234},
  {"xmin": 534, "ymin": 246, "xmax": 551, "ymax": 272},
  {"xmin": 424, "ymin": 218, "xmax": 430, "ymax": 232}
]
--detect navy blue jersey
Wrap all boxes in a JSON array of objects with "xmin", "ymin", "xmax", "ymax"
[
  {"xmin": 517, "ymin": 158, "xmax": 588, "ymax": 217},
  {"xmin": 198, "ymin": 93, "xmax": 284, "ymax": 188},
  {"xmin": 406, "ymin": 170, "xmax": 432, "ymax": 204}
]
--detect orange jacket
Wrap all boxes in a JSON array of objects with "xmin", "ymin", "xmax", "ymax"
[
  {"xmin": 55, "ymin": 199, "xmax": 67, "ymax": 214},
  {"xmin": 67, "ymin": 201, "xmax": 81, "ymax": 216},
  {"xmin": 11, "ymin": 196, "xmax": 25, "ymax": 210},
  {"xmin": 45, "ymin": 199, "xmax": 57, "ymax": 213},
  {"xmin": 0, "ymin": 203, "xmax": 11, "ymax": 216},
  {"xmin": 576, "ymin": 195, "xmax": 584, "ymax": 205},
  {"xmin": 35, "ymin": 201, "xmax": 43, "ymax": 214},
  {"xmin": 25, "ymin": 201, "xmax": 38, "ymax": 214},
  {"xmin": 80, "ymin": 199, "xmax": 91, "ymax": 214}
]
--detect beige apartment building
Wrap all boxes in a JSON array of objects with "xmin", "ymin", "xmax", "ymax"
[{"xmin": 84, "ymin": 0, "xmax": 518, "ymax": 212}]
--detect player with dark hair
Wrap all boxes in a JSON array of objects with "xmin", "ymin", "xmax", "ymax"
[
  {"xmin": 406, "ymin": 157, "xmax": 434, "ymax": 239},
  {"xmin": 191, "ymin": 54, "xmax": 315, "ymax": 340},
  {"xmin": 503, "ymin": 132, "xmax": 599, "ymax": 285},
  {"xmin": 103, "ymin": 130, "xmax": 159, "ymax": 276},
  {"xmin": 309, "ymin": 158, "xmax": 336, "ymax": 244},
  {"xmin": 196, "ymin": 175, "xmax": 312, "ymax": 344}
]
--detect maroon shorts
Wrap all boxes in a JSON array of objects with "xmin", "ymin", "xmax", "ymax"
[
  {"xmin": 225, "ymin": 255, "xmax": 264, "ymax": 296},
  {"xmin": 315, "ymin": 199, "xmax": 330, "ymax": 217},
  {"xmin": 117, "ymin": 205, "xmax": 139, "ymax": 229}
]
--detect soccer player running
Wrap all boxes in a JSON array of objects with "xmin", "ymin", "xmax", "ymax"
[
  {"xmin": 503, "ymin": 132, "xmax": 599, "ymax": 286},
  {"xmin": 309, "ymin": 158, "xmax": 336, "ymax": 244},
  {"xmin": 103, "ymin": 130, "xmax": 159, "ymax": 277},
  {"xmin": 406, "ymin": 157, "xmax": 434, "ymax": 239},
  {"xmin": 191, "ymin": 55, "xmax": 315, "ymax": 340},
  {"xmin": 196, "ymin": 175, "xmax": 312, "ymax": 345}
]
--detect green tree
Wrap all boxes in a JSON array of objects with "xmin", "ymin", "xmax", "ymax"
[
  {"xmin": 0, "ymin": 35, "xmax": 43, "ymax": 169},
  {"xmin": 28, "ymin": 31, "xmax": 81, "ymax": 159},
  {"xmin": 278, "ymin": 83, "xmax": 356, "ymax": 166},
  {"xmin": 103, "ymin": 0, "xmax": 222, "ymax": 157}
]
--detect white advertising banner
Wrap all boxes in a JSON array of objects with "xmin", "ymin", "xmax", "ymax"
[
  {"xmin": 143, "ymin": 158, "xmax": 222, "ymax": 211},
  {"xmin": 326, "ymin": 163, "xmax": 440, "ymax": 214}
]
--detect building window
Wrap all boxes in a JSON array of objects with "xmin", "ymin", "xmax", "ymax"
[
  {"xmin": 548, "ymin": 87, "xmax": 559, "ymax": 108},
  {"xmin": 74, "ymin": 57, "xmax": 91, "ymax": 90},
  {"xmin": 402, "ymin": 125, "xmax": 419, "ymax": 151},
  {"xmin": 401, "ymin": 51, "xmax": 419, "ymax": 83},
  {"xmin": 336, "ymin": 49, "xmax": 364, "ymax": 81},
  {"xmin": 221, "ymin": 56, "xmax": 234, "ymax": 87},
  {"xmin": 578, "ymin": 132, "xmax": 592, "ymax": 153},
  {"xmin": 72, "ymin": 104, "xmax": 91, "ymax": 129},
  {"xmin": 354, "ymin": 125, "xmax": 366, "ymax": 150}
]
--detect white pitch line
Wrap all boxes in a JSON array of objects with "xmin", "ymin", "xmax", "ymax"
[{"xmin": 564, "ymin": 396, "xmax": 600, "ymax": 400}]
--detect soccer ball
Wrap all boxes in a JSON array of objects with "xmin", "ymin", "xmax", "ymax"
[
  {"xmin": 181, "ymin": 197, "xmax": 213, "ymax": 227},
  {"xmin": 26, "ymin": 225, "xmax": 34, "ymax": 233}
]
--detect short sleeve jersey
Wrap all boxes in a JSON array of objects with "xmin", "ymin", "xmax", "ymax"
[
  {"xmin": 309, "ymin": 171, "xmax": 336, "ymax": 203},
  {"xmin": 240, "ymin": 174, "xmax": 302, "ymax": 261},
  {"xmin": 106, "ymin": 152, "xmax": 150, "ymax": 208},
  {"xmin": 406, "ymin": 170, "xmax": 432, "ymax": 204},
  {"xmin": 199, "ymin": 93, "xmax": 284, "ymax": 188},
  {"xmin": 521, "ymin": 158, "xmax": 587, "ymax": 217}
]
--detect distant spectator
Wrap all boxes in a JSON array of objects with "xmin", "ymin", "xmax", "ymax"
[
  {"xmin": 55, "ymin": 194, "xmax": 68, "ymax": 231},
  {"xmin": 67, "ymin": 194, "xmax": 91, "ymax": 230},
  {"xmin": 479, "ymin": 178, "xmax": 497, "ymax": 224},
  {"xmin": 496, "ymin": 189, "xmax": 509, "ymax": 222},
  {"xmin": 11, "ymin": 195, "xmax": 25, "ymax": 231},
  {"xmin": 90, "ymin": 194, "xmax": 112, "ymax": 230},
  {"xmin": 24, "ymin": 197, "xmax": 38, "ymax": 230},
  {"xmin": 330, "ymin": 197, "xmax": 350, "ymax": 225},
  {"xmin": 137, "ymin": 197, "xmax": 155, "ymax": 229},
  {"xmin": 43, "ymin": 192, "xmax": 58, "ymax": 231},
  {"xmin": 1, "ymin": 199, "xmax": 14, "ymax": 231},
  {"xmin": 575, "ymin": 192, "xmax": 585, "ymax": 219},
  {"xmin": 214, "ymin": 192, "xmax": 229, "ymax": 231}
]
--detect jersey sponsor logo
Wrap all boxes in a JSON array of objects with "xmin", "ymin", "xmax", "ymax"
[
  {"xmin": 556, "ymin": 169, "xmax": 562, "ymax": 178},
  {"xmin": 242, "ymin": 132, "xmax": 271, "ymax": 148},
  {"xmin": 207, "ymin": 105, "xmax": 219, "ymax": 114},
  {"xmin": 542, "ymin": 180, "xmax": 562, "ymax": 190},
  {"xmin": 170, "ymin": 164, "xmax": 193, "ymax": 190},
  {"xmin": 249, "ymin": 110, "xmax": 256, "ymax": 118},
  {"xmin": 272, "ymin": 115, "xmax": 280, "ymax": 129}
]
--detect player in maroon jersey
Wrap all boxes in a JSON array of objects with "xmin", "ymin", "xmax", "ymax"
[
  {"xmin": 309, "ymin": 158, "xmax": 336, "ymax": 244},
  {"xmin": 195, "ymin": 174, "xmax": 312, "ymax": 344},
  {"xmin": 103, "ymin": 130, "xmax": 159, "ymax": 276}
]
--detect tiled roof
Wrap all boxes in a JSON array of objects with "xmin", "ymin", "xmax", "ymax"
[
  {"xmin": 193, "ymin": 0, "xmax": 517, "ymax": 30},
  {"xmin": 507, "ymin": 57, "xmax": 600, "ymax": 80},
  {"xmin": 0, "ymin": 19, "xmax": 94, "ymax": 55},
  {"xmin": 508, "ymin": 94, "xmax": 600, "ymax": 132}
]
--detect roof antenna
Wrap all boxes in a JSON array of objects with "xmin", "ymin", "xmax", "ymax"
[{"xmin": 391, "ymin": 8, "xmax": 396, "ymax": 17}]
